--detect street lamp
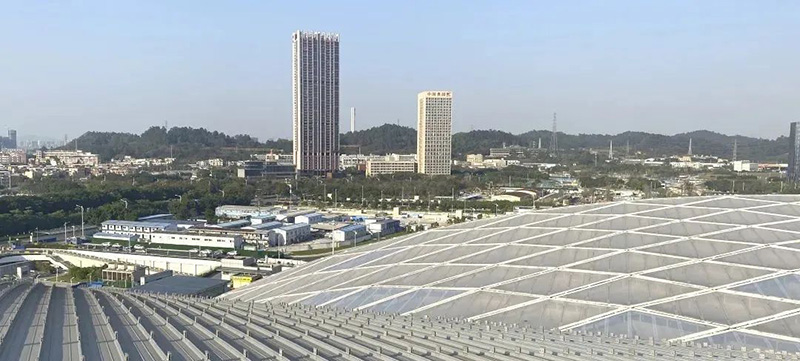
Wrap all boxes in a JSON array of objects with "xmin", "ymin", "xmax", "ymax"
[
  {"xmin": 63, "ymin": 222, "xmax": 69, "ymax": 241},
  {"xmin": 75, "ymin": 205, "xmax": 85, "ymax": 238}
]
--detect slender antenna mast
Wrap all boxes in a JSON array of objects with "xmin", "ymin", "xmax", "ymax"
[{"xmin": 550, "ymin": 113, "xmax": 558, "ymax": 156}]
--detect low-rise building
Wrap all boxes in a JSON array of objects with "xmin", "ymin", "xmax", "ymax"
[
  {"xmin": 0, "ymin": 149, "xmax": 26, "ymax": 165},
  {"xmin": 102, "ymin": 262, "xmax": 147, "ymax": 286},
  {"xmin": 35, "ymin": 150, "xmax": 100, "ymax": 167},
  {"xmin": 366, "ymin": 160, "xmax": 417, "ymax": 176},
  {"xmin": 295, "ymin": 213, "xmax": 324, "ymax": 225},
  {"xmin": 237, "ymin": 160, "xmax": 295, "ymax": 178},
  {"xmin": 366, "ymin": 219, "xmax": 402, "ymax": 236},
  {"xmin": 211, "ymin": 219, "xmax": 251, "ymax": 229},
  {"xmin": 215, "ymin": 205, "xmax": 277, "ymax": 219},
  {"xmin": 149, "ymin": 231, "xmax": 244, "ymax": 249},
  {"xmin": 332, "ymin": 224, "xmax": 369, "ymax": 243},
  {"xmin": 733, "ymin": 160, "xmax": 759, "ymax": 172},
  {"xmin": 270, "ymin": 224, "xmax": 311, "ymax": 246},
  {"xmin": 101, "ymin": 220, "xmax": 178, "ymax": 241}
]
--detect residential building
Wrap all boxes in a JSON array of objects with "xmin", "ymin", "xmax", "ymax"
[
  {"xmin": 292, "ymin": 30, "xmax": 340, "ymax": 174},
  {"xmin": 0, "ymin": 149, "xmax": 26, "ymax": 165},
  {"xmin": 149, "ymin": 231, "xmax": 244, "ymax": 249},
  {"xmin": 366, "ymin": 159, "xmax": 417, "ymax": 176},
  {"xmin": 35, "ymin": 150, "xmax": 100, "ymax": 167},
  {"xmin": 465, "ymin": 154, "xmax": 484, "ymax": 165},
  {"xmin": 790, "ymin": 122, "xmax": 800, "ymax": 183},
  {"xmin": 270, "ymin": 224, "xmax": 311, "ymax": 246},
  {"xmin": 417, "ymin": 91, "xmax": 453, "ymax": 175}
]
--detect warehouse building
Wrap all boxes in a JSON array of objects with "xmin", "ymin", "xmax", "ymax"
[
  {"xmin": 100, "ymin": 220, "xmax": 178, "ymax": 241},
  {"xmin": 148, "ymin": 231, "xmax": 244, "ymax": 249}
]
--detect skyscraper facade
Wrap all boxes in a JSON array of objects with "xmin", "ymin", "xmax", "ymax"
[
  {"xmin": 417, "ymin": 91, "xmax": 453, "ymax": 175},
  {"xmin": 292, "ymin": 31, "xmax": 340, "ymax": 173},
  {"xmin": 789, "ymin": 122, "xmax": 800, "ymax": 183}
]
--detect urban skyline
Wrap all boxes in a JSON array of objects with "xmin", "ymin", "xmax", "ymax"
[{"xmin": 1, "ymin": 2, "xmax": 798, "ymax": 140}]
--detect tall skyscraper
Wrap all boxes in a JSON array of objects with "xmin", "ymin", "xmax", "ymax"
[
  {"xmin": 292, "ymin": 31, "xmax": 340, "ymax": 173},
  {"xmin": 7, "ymin": 130, "xmax": 16, "ymax": 149},
  {"xmin": 417, "ymin": 91, "xmax": 453, "ymax": 175},
  {"xmin": 789, "ymin": 122, "xmax": 800, "ymax": 183},
  {"xmin": 350, "ymin": 107, "xmax": 356, "ymax": 133}
]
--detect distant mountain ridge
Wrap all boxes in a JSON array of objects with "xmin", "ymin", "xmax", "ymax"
[{"xmin": 64, "ymin": 124, "xmax": 789, "ymax": 163}]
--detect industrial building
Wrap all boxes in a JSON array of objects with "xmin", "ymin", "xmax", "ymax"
[
  {"xmin": 215, "ymin": 205, "xmax": 278, "ymax": 219},
  {"xmin": 331, "ymin": 223, "xmax": 369, "ymax": 243},
  {"xmin": 227, "ymin": 195, "xmax": 800, "ymax": 353},
  {"xmin": 100, "ymin": 220, "xmax": 178, "ymax": 240},
  {"xmin": 101, "ymin": 262, "xmax": 146, "ymax": 286},
  {"xmin": 148, "ymin": 231, "xmax": 244, "ymax": 249},
  {"xmin": 366, "ymin": 218, "xmax": 402, "ymax": 236},
  {"xmin": 294, "ymin": 212, "xmax": 323, "ymax": 225},
  {"xmin": 0, "ymin": 282, "xmax": 764, "ymax": 361},
  {"xmin": 269, "ymin": 223, "xmax": 310, "ymax": 246}
]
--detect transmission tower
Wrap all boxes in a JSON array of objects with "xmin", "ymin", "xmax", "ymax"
[{"xmin": 550, "ymin": 113, "xmax": 558, "ymax": 156}]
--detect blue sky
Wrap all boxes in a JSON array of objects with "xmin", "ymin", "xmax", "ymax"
[{"xmin": 1, "ymin": 1, "xmax": 798, "ymax": 141}]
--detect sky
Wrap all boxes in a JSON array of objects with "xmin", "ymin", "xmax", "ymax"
[{"xmin": 1, "ymin": 1, "xmax": 798, "ymax": 141}]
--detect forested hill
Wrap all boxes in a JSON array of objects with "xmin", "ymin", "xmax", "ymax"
[
  {"xmin": 63, "ymin": 127, "xmax": 292, "ymax": 162},
  {"xmin": 66, "ymin": 125, "xmax": 789, "ymax": 162}
]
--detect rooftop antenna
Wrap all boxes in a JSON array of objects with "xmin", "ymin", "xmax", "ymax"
[
  {"xmin": 550, "ymin": 113, "xmax": 558, "ymax": 156},
  {"xmin": 732, "ymin": 138, "xmax": 738, "ymax": 161},
  {"xmin": 688, "ymin": 138, "xmax": 693, "ymax": 156}
]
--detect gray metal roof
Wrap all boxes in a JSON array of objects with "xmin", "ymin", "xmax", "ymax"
[
  {"xmin": 133, "ymin": 276, "xmax": 228, "ymax": 296},
  {"xmin": 225, "ymin": 195, "xmax": 800, "ymax": 353},
  {"xmin": 0, "ymin": 280, "xmax": 788, "ymax": 360}
]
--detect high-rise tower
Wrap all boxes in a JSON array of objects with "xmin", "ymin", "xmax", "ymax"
[
  {"xmin": 789, "ymin": 123, "xmax": 800, "ymax": 183},
  {"xmin": 292, "ymin": 31, "xmax": 340, "ymax": 173},
  {"xmin": 350, "ymin": 107, "xmax": 356, "ymax": 133},
  {"xmin": 417, "ymin": 91, "xmax": 453, "ymax": 175}
]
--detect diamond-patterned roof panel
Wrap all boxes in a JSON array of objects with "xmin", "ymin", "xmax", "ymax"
[{"xmin": 224, "ymin": 195, "xmax": 800, "ymax": 352}]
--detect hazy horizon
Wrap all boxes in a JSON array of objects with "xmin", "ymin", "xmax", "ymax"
[{"xmin": 2, "ymin": 1, "xmax": 798, "ymax": 141}]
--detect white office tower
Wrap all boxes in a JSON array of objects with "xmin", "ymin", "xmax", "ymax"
[
  {"xmin": 292, "ymin": 31, "xmax": 340, "ymax": 173},
  {"xmin": 417, "ymin": 91, "xmax": 453, "ymax": 175},
  {"xmin": 350, "ymin": 107, "xmax": 356, "ymax": 133}
]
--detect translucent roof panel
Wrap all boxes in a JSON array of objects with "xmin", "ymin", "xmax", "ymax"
[
  {"xmin": 639, "ymin": 221, "xmax": 734, "ymax": 237},
  {"xmin": 571, "ymin": 251, "xmax": 685, "ymax": 273},
  {"xmin": 481, "ymin": 300, "xmax": 613, "ymax": 329},
  {"xmin": 334, "ymin": 265, "xmax": 421, "ymax": 289},
  {"xmin": 434, "ymin": 266, "xmax": 543, "ymax": 288},
  {"xmin": 697, "ymin": 331, "xmax": 800, "ymax": 354},
  {"xmin": 734, "ymin": 274, "xmax": 800, "ymax": 301},
  {"xmin": 494, "ymin": 270, "xmax": 613, "ymax": 296},
  {"xmin": 453, "ymin": 245, "xmax": 553, "ymax": 265},
  {"xmin": 467, "ymin": 227, "xmax": 560, "ymax": 244},
  {"xmin": 578, "ymin": 216, "xmax": 671, "ymax": 231},
  {"xmin": 382, "ymin": 265, "xmax": 482, "ymax": 287},
  {"xmin": 693, "ymin": 210, "xmax": 794, "ymax": 226},
  {"xmin": 575, "ymin": 311, "xmax": 711, "ymax": 340},
  {"xmin": 368, "ymin": 289, "xmax": 463, "ymax": 314},
  {"xmin": 716, "ymin": 247, "xmax": 800, "ymax": 270},
  {"xmin": 752, "ymin": 204, "xmax": 800, "ymax": 217},
  {"xmin": 323, "ymin": 248, "xmax": 398, "ymax": 271},
  {"xmin": 425, "ymin": 229, "xmax": 503, "ymax": 245},
  {"xmin": 763, "ymin": 221, "xmax": 800, "ymax": 233},
  {"xmin": 290, "ymin": 268, "xmax": 378, "ymax": 294},
  {"xmin": 577, "ymin": 232, "xmax": 677, "ymax": 249},
  {"xmin": 647, "ymin": 292, "xmax": 797, "ymax": 325},
  {"xmin": 485, "ymin": 213, "xmax": 561, "ymax": 228},
  {"xmin": 528, "ymin": 214, "xmax": 614, "ymax": 228},
  {"xmin": 637, "ymin": 206, "xmax": 725, "ymax": 219},
  {"xmin": 391, "ymin": 230, "xmax": 466, "ymax": 247},
  {"xmin": 689, "ymin": 197, "xmax": 776, "ymax": 209},
  {"xmin": 443, "ymin": 217, "xmax": 506, "ymax": 229},
  {"xmin": 582, "ymin": 203, "xmax": 665, "ymax": 215},
  {"xmin": 644, "ymin": 262, "xmax": 772, "ymax": 287},
  {"xmin": 421, "ymin": 291, "xmax": 537, "ymax": 319},
  {"xmin": 537, "ymin": 204, "xmax": 606, "ymax": 213},
  {"xmin": 365, "ymin": 245, "xmax": 450, "ymax": 266},
  {"xmin": 637, "ymin": 197, "xmax": 715, "ymax": 206},
  {"xmin": 328, "ymin": 287, "xmax": 408, "ymax": 310},
  {"xmin": 518, "ymin": 229, "xmax": 614, "ymax": 246},
  {"xmin": 510, "ymin": 248, "xmax": 612, "ymax": 268},
  {"xmin": 298, "ymin": 289, "xmax": 355, "ymax": 306},
  {"xmin": 565, "ymin": 277, "xmax": 699, "ymax": 305},
  {"xmin": 751, "ymin": 313, "xmax": 800, "ymax": 339},
  {"xmin": 408, "ymin": 245, "xmax": 497, "ymax": 263},
  {"xmin": 738, "ymin": 195, "xmax": 800, "ymax": 203},
  {"xmin": 705, "ymin": 227, "xmax": 800, "ymax": 244},
  {"xmin": 642, "ymin": 239, "xmax": 752, "ymax": 258}
]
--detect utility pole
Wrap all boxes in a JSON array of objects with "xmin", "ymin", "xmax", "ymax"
[{"xmin": 75, "ymin": 205, "xmax": 85, "ymax": 238}]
